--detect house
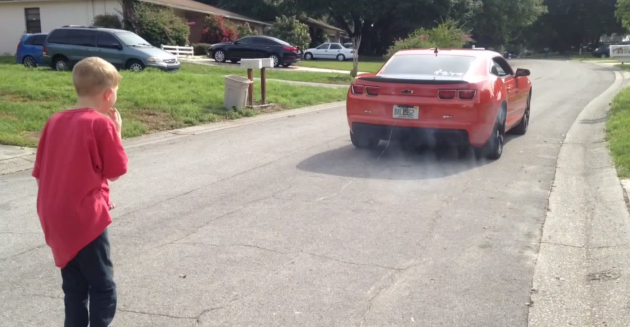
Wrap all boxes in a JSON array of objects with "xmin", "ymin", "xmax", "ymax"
[
  {"xmin": 0, "ymin": 0, "xmax": 270, "ymax": 55},
  {"xmin": 302, "ymin": 18, "xmax": 344, "ymax": 43}
]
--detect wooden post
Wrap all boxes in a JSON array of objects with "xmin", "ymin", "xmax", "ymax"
[
  {"xmin": 261, "ymin": 68, "xmax": 267, "ymax": 104},
  {"xmin": 247, "ymin": 68, "xmax": 254, "ymax": 106}
]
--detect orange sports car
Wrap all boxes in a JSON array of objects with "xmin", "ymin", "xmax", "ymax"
[{"xmin": 346, "ymin": 49, "xmax": 532, "ymax": 160}]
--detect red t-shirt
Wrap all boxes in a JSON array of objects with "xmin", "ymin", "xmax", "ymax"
[{"xmin": 33, "ymin": 108, "xmax": 128, "ymax": 268}]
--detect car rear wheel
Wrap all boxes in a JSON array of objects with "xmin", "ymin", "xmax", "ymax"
[
  {"xmin": 337, "ymin": 54, "xmax": 346, "ymax": 61},
  {"xmin": 214, "ymin": 50, "xmax": 227, "ymax": 63},
  {"xmin": 512, "ymin": 92, "xmax": 531, "ymax": 135},
  {"xmin": 269, "ymin": 54, "xmax": 280, "ymax": 67},
  {"xmin": 53, "ymin": 57, "xmax": 69, "ymax": 71},
  {"xmin": 127, "ymin": 60, "xmax": 144, "ymax": 72},
  {"xmin": 350, "ymin": 132, "xmax": 379, "ymax": 149},
  {"xmin": 23, "ymin": 56, "xmax": 36, "ymax": 68},
  {"xmin": 304, "ymin": 52, "xmax": 313, "ymax": 60},
  {"xmin": 475, "ymin": 107, "xmax": 506, "ymax": 160}
]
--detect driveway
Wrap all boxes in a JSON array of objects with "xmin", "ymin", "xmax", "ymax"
[{"xmin": 0, "ymin": 60, "xmax": 620, "ymax": 326}]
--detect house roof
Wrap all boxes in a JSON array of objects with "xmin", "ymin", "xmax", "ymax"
[
  {"xmin": 304, "ymin": 18, "xmax": 344, "ymax": 33},
  {"xmin": 139, "ymin": 0, "xmax": 271, "ymax": 26}
]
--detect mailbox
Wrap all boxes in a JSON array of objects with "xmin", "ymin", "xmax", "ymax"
[{"xmin": 240, "ymin": 58, "xmax": 275, "ymax": 69}]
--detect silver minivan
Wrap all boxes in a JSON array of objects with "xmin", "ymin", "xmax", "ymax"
[{"xmin": 43, "ymin": 26, "xmax": 180, "ymax": 72}]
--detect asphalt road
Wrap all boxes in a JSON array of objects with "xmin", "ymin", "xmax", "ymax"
[{"xmin": 0, "ymin": 60, "xmax": 616, "ymax": 327}]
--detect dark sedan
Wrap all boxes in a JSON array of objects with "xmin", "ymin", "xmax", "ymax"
[{"xmin": 209, "ymin": 36, "xmax": 300, "ymax": 67}]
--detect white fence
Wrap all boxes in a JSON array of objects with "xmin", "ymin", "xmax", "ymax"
[
  {"xmin": 160, "ymin": 45, "xmax": 194, "ymax": 57},
  {"xmin": 610, "ymin": 45, "xmax": 630, "ymax": 63}
]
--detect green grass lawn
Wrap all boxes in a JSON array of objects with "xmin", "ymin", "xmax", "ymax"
[
  {"xmin": 181, "ymin": 62, "xmax": 354, "ymax": 84},
  {"xmin": 0, "ymin": 57, "xmax": 347, "ymax": 147},
  {"xmin": 607, "ymin": 85, "xmax": 630, "ymax": 178}
]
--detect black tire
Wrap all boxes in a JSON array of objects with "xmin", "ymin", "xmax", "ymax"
[
  {"xmin": 475, "ymin": 106, "xmax": 506, "ymax": 160},
  {"xmin": 23, "ymin": 55, "xmax": 36, "ymax": 68},
  {"xmin": 337, "ymin": 54, "xmax": 346, "ymax": 61},
  {"xmin": 52, "ymin": 56, "xmax": 69, "ymax": 71},
  {"xmin": 457, "ymin": 145, "xmax": 470, "ymax": 159},
  {"xmin": 282, "ymin": 63, "xmax": 291, "ymax": 68},
  {"xmin": 269, "ymin": 54, "xmax": 280, "ymax": 67},
  {"xmin": 512, "ymin": 92, "xmax": 531, "ymax": 135},
  {"xmin": 214, "ymin": 50, "xmax": 227, "ymax": 63},
  {"xmin": 350, "ymin": 132, "xmax": 379, "ymax": 149},
  {"xmin": 304, "ymin": 52, "xmax": 313, "ymax": 60},
  {"xmin": 126, "ymin": 59, "xmax": 144, "ymax": 72}
]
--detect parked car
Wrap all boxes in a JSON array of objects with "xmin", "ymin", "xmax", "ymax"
[
  {"xmin": 43, "ymin": 26, "xmax": 180, "ymax": 72},
  {"xmin": 593, "ymin": 44, "xmax": 611, "ymax": 58},
  {"xmin": 304, "ymin": 42, "xmax": 355, "ymax": 61},
  {"xmin": 209, "ymin": 36, "xmax": 301, "ymax": 67},
  {"xmin": 15, "ymin": 33, "xmax": 47, "ymax": 68},
  {"xmin": 347, "ymin": 49, "xmax": 532, "ymax": 160}
]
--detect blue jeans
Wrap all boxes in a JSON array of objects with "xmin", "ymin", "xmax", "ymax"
[{"xmin": 61, "ymin": 230, "xmax": 116, "ymax": 327}]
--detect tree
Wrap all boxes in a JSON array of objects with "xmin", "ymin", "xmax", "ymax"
[
  {"xmin": 237, "ymin": 22, "xmax": 257, "ymax": 37},
  {"xmin": 267, "ymin": 15, "xmax": 311, "ymax": 51},
  {"xmin": 93, "ymin": 13, "xmax": 123, "ymax": 29},
  {"xmin": 470, "ymin": 0, "xmax": 546, "ymax": 48},
  {"xmin": 525, "ymin": 0, "xmax": 622, "ymax": 52},
  {"xmin": 283, "ymin": 0, "xmax": 480, "ymax": 76},
  {"xmin": 202, "ymin": 15, "xmax": 239, "ymax": 43},
  {"xmin": 385, "ymin": 20, "xmax": 467, "ymax": 58},
  {"xmin": 126, "ymin": 2, "xmax": 190, "ymax": 46},
  {"xmin": 618, "ymin": 0, "xmax": 630, "ymax": 31}
]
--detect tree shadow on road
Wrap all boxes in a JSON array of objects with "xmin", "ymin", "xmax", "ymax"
[{"xmin": 296, "ymin": 141, "xmax": 494, "ymax": 181}]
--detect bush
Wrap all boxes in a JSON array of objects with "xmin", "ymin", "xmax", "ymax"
[
  {"xmin": 128, "ymin": 3, "xmax": 190, "ymax": 46},
  {"xmin": 93, "ymin": 13, "xmax": 122, "ymax": 29},
  {"xmin": 202, "ymin": 15, "xmax": 239, "ymax": 44},
  {"xmin": 237, "ymin": 23, "xmax": 257, "ymax": 37},
  {"xmin": 192, "ymin": 43, "xmax": 211, "ymax": 55},
  {"xmin": 267, "ymin": 15, "xmax": 311, "ymax": 50},
  {"xmin": 385, "ymin": 20, "xmax": 466, "ymax": 58}
]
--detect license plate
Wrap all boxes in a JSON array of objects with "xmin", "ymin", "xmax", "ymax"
[{"xmin": 393, "ymin": 105, "xmax": 419, "ymax": 119}]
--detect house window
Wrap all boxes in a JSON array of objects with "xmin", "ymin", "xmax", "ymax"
[{"xmin": 24, "ymin": 8, "xmax": 41, "ymax": 33}]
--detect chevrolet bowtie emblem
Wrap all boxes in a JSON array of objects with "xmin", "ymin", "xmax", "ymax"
[{"xmin": 401, "ymin": 90, "xmax": 413, "ymax": 94}]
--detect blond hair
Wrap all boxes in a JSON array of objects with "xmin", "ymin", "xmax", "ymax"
[{"xmin": 72, "ymin": 57, "xmax": 122, "ymax": 97}]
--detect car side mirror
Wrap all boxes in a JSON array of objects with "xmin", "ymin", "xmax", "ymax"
[{"xmin": 515, "ymin": 68, "xmax": 530, "ymax": 77}]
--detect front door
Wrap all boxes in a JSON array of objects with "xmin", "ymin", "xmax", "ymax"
[
  {"xmin": 314, "ymin": 43, "xmax": 330, "ymax": 59},
  {"xmin": 230, "ymin": 37, "xmax": 254, "ymax": 59},
  {"xmin": 492, "ymin": 58, "xmax": 520, "ymax": 127},
  {"xmin": 95, "ymin": 32, "xmax": 124, "ymax": 68}
]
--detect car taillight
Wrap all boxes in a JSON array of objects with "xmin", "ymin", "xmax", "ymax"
[
  {"xmin": 42, "ymin": 45, "xmax": 47, "ymax": 56},
  {"xmin": 438, "ymin": 90, "xmax": 457, "ymax": 100},
  {"xmin": 365, "ymin": 86, "xmax": 379, "ymax": 96},
  {"xmin": 284, "ymin": 46, "xmax": 298, "ymax": 52},
  {"xmin": 458, "ymin": 90, "xmax": 476, "ymax": 100},
  {"xmin": 352, "ymin": 84, "xmax": 365, "ymax": 95}
]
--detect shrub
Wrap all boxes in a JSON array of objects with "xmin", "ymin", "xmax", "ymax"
[
  {"xmin": 192, "ymin": 43, "xmax": 211, "ymax": 55},
  {"xmin": 267, "ymin": 15, "xmax": 311, "ymax": 50},
  {"xmin": 237, "ymin": 23, "xmax": 257, "ymax": 37},
  {"xmin": 202, "ymin": 15, "xmax": 239, "ymax": 44},
  {"xmin": 93, "ymin": 13, "xmax": 122, "ymax": 29},
  {"xmin": 128, "ymin": 3, "xmax": 190, "ymax": 46},
  {"xmin": 385, "ymin": 20, "xmax": 466, "ymax": 58}
]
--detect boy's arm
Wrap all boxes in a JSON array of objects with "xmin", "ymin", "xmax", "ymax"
[
  {"xmin": 98, "ymin": 120, "xmax": 128, "ymax": 181},
  {"xmin": 32, "ymin": 122, "xmax": 49, "ymax": 181}
]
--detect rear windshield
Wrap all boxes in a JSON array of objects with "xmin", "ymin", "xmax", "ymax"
[{"xmin": 381, "ymin": 54, "xmax": 476, "ymax": 77}]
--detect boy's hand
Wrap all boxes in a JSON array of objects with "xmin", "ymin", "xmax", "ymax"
[{"xmin": 107, "ymin": 108, "xmax": 122, "ymax": 133}]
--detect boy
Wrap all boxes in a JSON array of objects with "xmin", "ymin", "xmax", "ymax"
[{"xmin": 33, "ymin": 57, "xmax": 128, "ymax": 327}]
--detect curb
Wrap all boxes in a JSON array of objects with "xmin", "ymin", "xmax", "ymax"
[
  {"xmin": 528, "ymin": 65, "xmax": 630, "ymax": 326},
  {"xmin": 0, "ymin": 101, "xmax": 345, "ymax": 176}
]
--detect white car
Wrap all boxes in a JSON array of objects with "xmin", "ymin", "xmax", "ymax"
[{"xmin": 303, "ymin": 43, "xmax": 355, "ymax": 61}]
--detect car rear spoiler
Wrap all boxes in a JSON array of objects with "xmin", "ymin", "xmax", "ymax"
[{"xmin": 359, "ymin": 76, "xmax": 467, "ymax": 85}]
